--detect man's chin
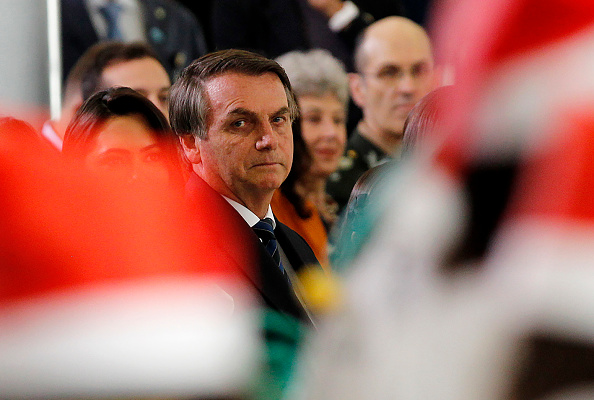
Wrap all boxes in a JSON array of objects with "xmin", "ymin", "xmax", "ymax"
[
  {"xmin": 250, "ymin": 178, "xmax": 284, "ymax": 193},
  {"xmin": 385, "ymin": 126, "xmax": 405, "ymax": 139}
]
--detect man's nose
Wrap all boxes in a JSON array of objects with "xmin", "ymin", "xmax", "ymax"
[
  {"xmin": 255, "ymin": 122, "xmax": 279, "ymax": 150},
  {"xmin": 398, "ymin": 72, "xmax": 417, "ymax": 93}
]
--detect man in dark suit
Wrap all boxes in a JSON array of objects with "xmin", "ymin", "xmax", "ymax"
[
  {"xmin": 169, "ymin": 49, "xmax": 321, "ymax": 324},
  {"xmin": 61, "ymin": 0, "xmax": 208, "ymax": 82}
]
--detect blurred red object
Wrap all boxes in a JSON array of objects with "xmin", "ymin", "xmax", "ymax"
[{"xmin": 0, "ymin": 115, "xmax": 253, "ymax": 303}]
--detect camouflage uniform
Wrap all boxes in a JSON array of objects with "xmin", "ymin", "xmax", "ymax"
[{"xmin": 326, "ymin": 128, "xmax": 391, "ymax": 214}]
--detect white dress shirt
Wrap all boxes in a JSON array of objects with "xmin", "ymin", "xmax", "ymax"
[
  {"xmin": 223, "ymin": 196, "xmax": 276, "ymax": 230},
  {"xmin": 328, "ymin": 0, "xmax": 360, "ymax": 32}
]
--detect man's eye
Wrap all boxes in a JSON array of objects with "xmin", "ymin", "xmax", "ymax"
[
  {"xmin": 333, "ymin": 116, "xmax": 345, "ymax": 125},
  {"xmin": 377, "ymin": 66, "xmax": 401, "ymax": 80},
  {"xmin": 305, "ymin": 115, "xmax": 322, "ymax": 124},
  {"xmin": 232, "ymin": 120, "xmax": 246, "ymax": 128},
  {"xmin": 412, "ymin": 64, "xmax": 428, "ymax": 77},
  {"xmin": 272, "ymin": 116, "xmax": 286, "ymax": 124}
]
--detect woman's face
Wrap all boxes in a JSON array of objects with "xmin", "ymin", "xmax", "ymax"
[
  {"xmin": 299, "ymin": 93, "xmax": 347, "ymax": 179},
  {"xmin": 84, "ymin": 114, "xmax": 171, "ymax": 188}
]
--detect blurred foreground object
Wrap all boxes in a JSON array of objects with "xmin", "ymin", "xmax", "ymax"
[
  {"xmin": 297, "ymin": 0, "xmax": 594, "ymax": 399},
  {"xmin": 0, "ymin": 117, "xmax": 259, "ymax": 399}
]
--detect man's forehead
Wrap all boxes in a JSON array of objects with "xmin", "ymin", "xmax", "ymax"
[
  {"xmin": 361, "ymin": 23, "xmax": 433, "ymax": 68},
  {"xmin": 366, "ymin": 53, "xmax": 433, "ymax": 73},
  {"xmin": 364, "ymin": 39, "xmax": 433, "ymax": 69},
  {"xmin": 205, "ymin": 72, "xmax": 289, "ymax": 112},
  {"xmin": 102, "ymin": 59, "xmax": 171, "ymax": 89},
  {"xmin": 205, "ymin": 71, "xmax": 283, "ymax": 90}
]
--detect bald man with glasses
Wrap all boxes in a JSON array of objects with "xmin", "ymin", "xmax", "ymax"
[{"xmin": 327, "ymin": 16, "xmax": 436, "ymax": 212}]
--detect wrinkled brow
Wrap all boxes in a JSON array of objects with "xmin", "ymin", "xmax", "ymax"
[{"xmin": 228, "ymin": 107, "xmax": 290, "ymax": 118}]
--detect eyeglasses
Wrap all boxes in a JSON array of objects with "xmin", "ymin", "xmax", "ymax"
[{"xmin": 361, "ymin": 63, "xmax": 431, "ymax": 83}]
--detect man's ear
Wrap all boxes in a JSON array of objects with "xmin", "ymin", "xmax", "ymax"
[
  {"xmin": 349, "ymin": 72, "xmax": 366, "ymax": 109},
  {"xmin": 179, "ymin": 134, "xmax": 201, "ymax": 164}
]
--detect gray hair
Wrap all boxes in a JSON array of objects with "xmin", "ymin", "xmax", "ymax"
[
  {"xmin": 276, "ymin": 49, "xmax": 349, "ymax": 108},
  {"xmin": 169, "ymin": 49, "xmax": 299, "ymax": 139}
]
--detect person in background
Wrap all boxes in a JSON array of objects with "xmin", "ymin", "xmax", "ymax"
[
  {"xmin": 61, "ymin": 0, "xmax": 208, "ymax": 81},
  {"xmin": 327, "ymin": 16, "xmax": 436, "ymax": 213},
  {"xmin": 63, "ymin": 87, "xmax": 185, "ymax": 189},
  {"xmin": 271, "ymin": 112, "xmax": 331, "ymax": 268},
  {"xmin": 329, "ymin": 86, "xmax": 452, "ymax": 270},
  {"xmin": 79, "ymin": 42, "xmax": 171, "ymax": 118},
  {"xmin": 211, "ymin": 0, "xmax": 400, "ymax": 73},
  {"xmin": 41, "ymin": 41, "xmax": 172, "ymax": 151},
  {"xmin": 275, "ymin": 49, "xmax": 349, "ymax": 267}
]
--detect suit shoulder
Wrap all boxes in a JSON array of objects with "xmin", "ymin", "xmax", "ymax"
[
  {"xmin": 276, "ymin": 222, "xmax": 319, "ymax": 270},
  {"xmin": 278, "ymin": 221, "xmax": 310, "ymax": 248},
  {"xmin": 145, "ymin": 0, "xmax": 196, "ymax": 23}
]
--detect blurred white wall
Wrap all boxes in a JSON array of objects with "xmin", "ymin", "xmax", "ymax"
[{"xmin": 0, "ymin": 1, "xmax": 58, "ymax": 125}]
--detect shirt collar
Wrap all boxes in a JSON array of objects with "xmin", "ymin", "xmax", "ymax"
[{"xmin": 222, "ymin": 196, "xmax": 276, "ymax": 229}]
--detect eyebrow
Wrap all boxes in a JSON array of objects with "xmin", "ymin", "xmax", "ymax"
[
  {"xmin": 228, "ymin": 108, "xmax": 256, "ymax": 118},
  {"xmin": 97, "ymin": 144, "xmax": 162, "ymax": 156},
  {"xmin": 413, "ymin": 60, "xmax": 430, "ymax": 68},
  {"xmin": 96, "ymin": 148, "xmax": 131, "ymax": 157},
  {"xmin": 273, "ymin": 106, "xmax": 291, "ymax": 117},
  {"xmin": 378, "ymin": 60, "xmax": 430, "ymax": 69},
  {"xmin": 140, "ymin": 143, "xmax": 164, "ymax": 152},
  {"xmin": 228, "ymin": 106, "xmax": 290, "ymax": 118}
]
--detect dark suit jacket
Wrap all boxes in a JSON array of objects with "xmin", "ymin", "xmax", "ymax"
[
  {"xmin": 185, "ymin": 173, "xmax": 319, "ymax": 323},
  {"xmin": 61, "ymin": 0, "xmax": 208, "ymax": 81},
  {"xmin": 211, "ymin": 0, "xmax": 386, "ymax": 72}
]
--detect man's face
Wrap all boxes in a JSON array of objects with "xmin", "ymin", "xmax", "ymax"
[
  {"xmin": 189, "ymin": 72, "xmax": 293, "ymax": 207},
  {"xmin": 352, "ymin": 26, "xmax": 434, "ymax": 138},
  {"xmin": 101, "ymin": 57, "xmax": 171, "ymax": 119}
]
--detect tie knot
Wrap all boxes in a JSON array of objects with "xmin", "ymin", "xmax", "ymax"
[
  {"xmin": 253, "ymin": 218, "xmax": 275, "ymax": 240},
  {"xmin": 252, "ymin": 217, "xmax": 283, "ymax": 273}
]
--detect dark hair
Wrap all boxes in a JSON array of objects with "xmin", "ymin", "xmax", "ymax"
[
  {"xmin": 63, "ymin": 87, "xmax": 186, "ymax": 181},
  {"xmin": 280, "ymin": 114, "xmax": 312, "ymax": 219},
  {"xmin": 79, "ymin": 41, "xmax": 161, "ymax": 102},
  {"xmin": 169, "ymin": 49, "xmax": 299, "ymax": 139},
  {"xmin": 402, "ymin": 85, "xmax": 455, "ymax": 154}
]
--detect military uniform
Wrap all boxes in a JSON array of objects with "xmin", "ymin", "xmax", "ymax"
[{"xmin": 326, "ymin": 128, "xmax": 392, "ymax": 214}]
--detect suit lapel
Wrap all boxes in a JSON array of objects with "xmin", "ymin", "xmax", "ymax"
[
  {"xmin": 66, "ymin": 0, "xmax": 99, "ymax": 44},
  {"xmin": 185, "ymin": 174, "xmax": 258, "ymax": 283},
  {"xmin": 275, "ymin": 220, "xmax": 319, "ymax": 275},
  {"xmin": 185, "ymin": 174, "xmax": 309, "ymax": 321}
]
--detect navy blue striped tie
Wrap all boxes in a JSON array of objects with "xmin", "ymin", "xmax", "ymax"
[{"xmin": 252, "ymin": 218, "xmax": 284, "ymax": 273}]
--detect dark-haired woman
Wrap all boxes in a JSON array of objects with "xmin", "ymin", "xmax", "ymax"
[{"xmin": 63, "ymin": 87, "xmax": 187, "ymax": 190}]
